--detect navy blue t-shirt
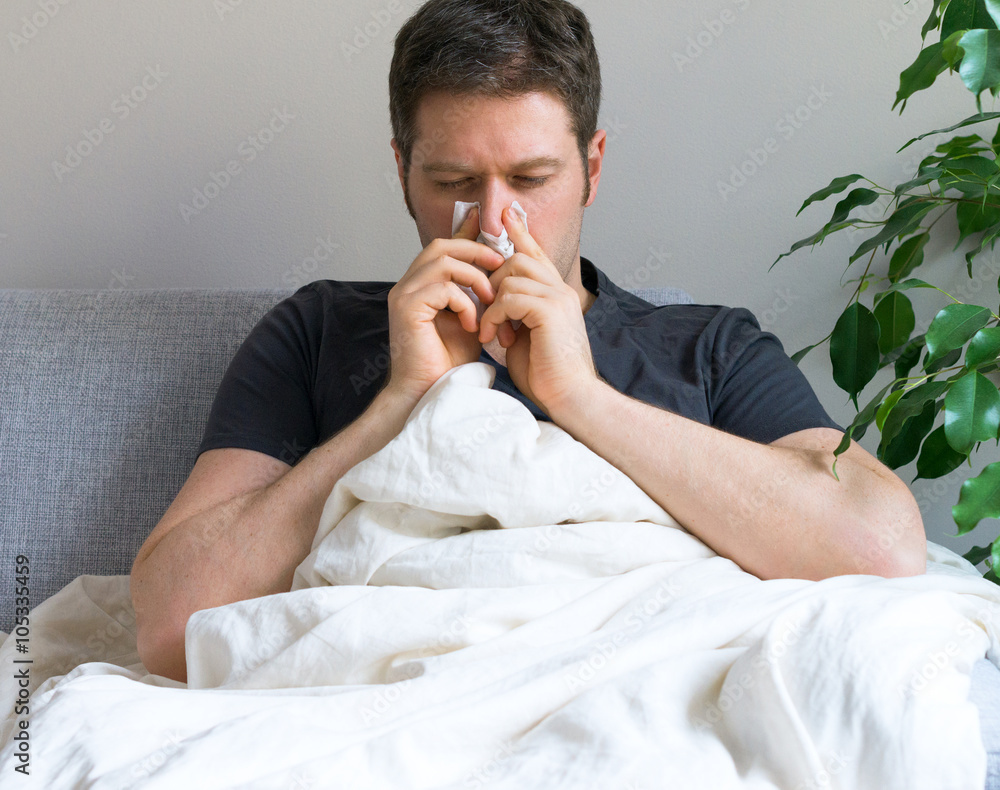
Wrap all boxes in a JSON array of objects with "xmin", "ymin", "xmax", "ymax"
[{"xmin": 197, "ymin": 259, "xmax": 840, "ymax": 465}]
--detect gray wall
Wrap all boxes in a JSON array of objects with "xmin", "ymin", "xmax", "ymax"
[{"xmin": 3, "ymin": 0, "xmax": 997, "ymax": 555}]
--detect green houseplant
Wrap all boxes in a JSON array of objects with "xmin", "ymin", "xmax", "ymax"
[{"xmin": 775, "ymin": 0, "xmax": 1000, "ymax": 580}]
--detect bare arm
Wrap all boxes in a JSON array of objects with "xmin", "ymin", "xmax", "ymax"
[
  {"xmin": 130, "ymin": 385, "xmax": 421, "ymax": 682},
  {"xmin": 547, "ymin": 381, "xmax": 927, "ymax": 580}
]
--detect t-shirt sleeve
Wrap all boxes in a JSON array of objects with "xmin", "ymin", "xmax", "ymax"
[
  {"xmin": 197, "ymin": 286, "xmax": 322, "ymax": 465},
  {"xmin": 707, "ymin": 307, "xmax": 842, "ymax": 444}
]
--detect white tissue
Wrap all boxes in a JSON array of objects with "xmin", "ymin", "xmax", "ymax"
[
  {"xmin": 451, "ymin": 201, "xmax": 527, "ymax": 325},
  {"xmin": 451, "ymin": 200, "xmax": 527, "ymax": 259}
]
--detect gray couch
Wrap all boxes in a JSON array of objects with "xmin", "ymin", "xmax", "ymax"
[
  {"xmin": 1, "ymin": 288, "xmax": 296, "ymax": 630},
  {"xmin": 0, "ymin": 284, "xmax": 691, "ymax": 629}
]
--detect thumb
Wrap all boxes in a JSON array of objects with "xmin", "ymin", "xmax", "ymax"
[{"xmin": 452, "ymin": 205, "xmax": 481, "ymax": 241}]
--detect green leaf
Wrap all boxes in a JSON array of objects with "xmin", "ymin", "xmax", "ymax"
[
  {"xmin": 771, "ymin": 220, "xmax": 856, "ymax": 268},
  {"xmin": 898, "ymin": 111, "xmax": 1000, "ymax": 151},
  {"xmin": 944, "ymin": 370, "xmax": 1000, "ymax": 451},
  {"xmin": 894, "ymin": 42, "xmax": 949, "ymax": 111},
  {"xmin": 915, "ymin": 424, "xmax": 969, "ymax": 480},
  {"xmin": 926, "ymin": 303, "xmax": 994, "ymax": 363},
  {"xmin": 876, "ymin": 389, "xmax": 906, "ymax": 431},
  {"xmin": 829, "ymin": 188, "xmax": 881, "ymax": 225},
  {"xmin": 945, "ymin": 28, "xmax": 971, "ymax": 67},
  {"xmin": 953, "ymin": 461, "xmax": 1000, "ymax": 534},
  {"xmin": 896, "ymin": 335, "xmax": 927, "ymax": 379},
  {"xmin": 939, "ymin": 133, "xmax": 990, "ymax": 152},
  {"xmin": 943, "ymin": 0, "xmax": 998, "ymax": 39},
  {"xmin": 880, "ymin": 400, "xmax": 938, "ymax": 469},
  {"xmin": 791, "ymin": 341, "xmax": 823, "ymax": 364},
  {"xmin": 831, "ymin": 382, "xmax": 898, "ymax": 478},
  {"xmin": 956, "ymin": 197, "xmax": 1000, "ymax": 246},
  {"xmin": 922, "ymin": 0, "xmax": 951, "ymax": 40},
  {"xmin": 988, "ymin": 0, "xmax": 1000, "ymax": 27},
  {"xmin": 850, "ymin": 202, "xmax": 937, "ymax": 263},
  {"xmin": 894, "ymin": 168, "xmax": 947, "ymax": 197},
  {"xmin": 878, "ymin": 278, "xmax": 937, "ymax": 300},
  {"xmin": 944, "ymin": 152, "xmax": 1000, "ymax": 178},
  {"xmin": 830, "ymin": 303, "xmax": 882, "ymax": 406},
  {"xmin": 796, "ymin": 174, "xmax": 866, "ymax": 216},
  {"xmin": 881, "ymin": 379, "xmax": 951, "ymax": 447},
  {"xmin": 962, "ymin": 220, "xmax": 1000, "ymax": 272},
  {"xmin": 926, "ymin": 346, "xmax": 965, "ymax": 373},
  {"xmin": 958, "ymin": 29, "xmax": 1000, "ymax": 107},
  {"xmin": 964, "ymin": 542, "xmax": 994, "ymax": 565},
  {"xmin": 874, "ymin": 291, "xmax": 917, "ymax": 354},
  {"xmin": 888, "ymin": 234, "xmax": 930, "ymax": 282},
  {"xmin": 967, "ymin": 325, "xmax": 1000, "ymax": 366}
]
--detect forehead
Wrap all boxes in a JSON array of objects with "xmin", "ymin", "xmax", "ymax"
[{"xmin": 412, "ymin": 91, "xmax": 577, "ymax": 164}]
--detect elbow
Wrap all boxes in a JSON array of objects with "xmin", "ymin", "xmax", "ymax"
[
  {"xmin": 852, "ymin": 491, "xmax": 927, "ymax": 579},
  {"xmin": 130, "ymin": 567, "xmax": 189, "ymax": 683},
  {"xmin": 135, "ymin": 617, "xmax": 189, "ymax": 683}
]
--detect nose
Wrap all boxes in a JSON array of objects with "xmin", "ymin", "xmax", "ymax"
[{"xmin": 477, "ymin": 180, "xmax": 513, "ymax": 238}]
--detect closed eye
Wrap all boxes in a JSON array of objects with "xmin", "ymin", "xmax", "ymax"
[{"xmin": 436, "ymin": 179, "xmax": 474, "ymax": 191}]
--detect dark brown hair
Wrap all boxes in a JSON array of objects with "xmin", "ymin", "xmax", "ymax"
[{"xmin": 389, "ymin": 0, "xmax": 601, "ymax": 187}]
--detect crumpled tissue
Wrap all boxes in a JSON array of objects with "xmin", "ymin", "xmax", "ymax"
[{"xmin": 451, "ymin": 201, "xmax": 527, "ymax": 325}]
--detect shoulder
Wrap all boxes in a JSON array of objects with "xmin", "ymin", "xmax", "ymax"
[{"xmin": 266, "ymin": 279, "xmax": 394, "ymax": 332}]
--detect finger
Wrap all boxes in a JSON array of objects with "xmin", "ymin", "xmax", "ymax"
[
  {"xmin": 408, "ymin": 281, "xmax": 481, "ymax": 334},
  {"xmin": 503, "ymin": 206, "xmax": 546, "ymax": 261},
  {"xmin": 406, "ymin": 253, "xmax": 498, "ymax": 305},
  {"xmin": 417, "ymin": 238, "xmax": 505, "ymax": 274},
  {"xmin": 498, "ymin": 320, "xmax": 517, "ymax": 348},
  {"xmin": 479, "ymin": 286, "xmax": 547, "ymax": 343},
  {"xmin": 453, "ymin": 205, "xmax": 481, "ymax": 241}
]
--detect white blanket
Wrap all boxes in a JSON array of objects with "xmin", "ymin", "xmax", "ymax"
[{"xmin": 3, "ymin": 362, "xmax": 1000, "ymax": 789}]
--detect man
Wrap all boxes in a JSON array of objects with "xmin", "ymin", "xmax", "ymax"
[{"xmin": 131, "ymin": 0, "xmax": 926, "ymax": 683}]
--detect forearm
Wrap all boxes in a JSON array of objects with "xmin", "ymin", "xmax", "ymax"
[
  {"xmin": 549, "ymin": 380, "xmax": 926, "ymax": 581},
  {"xmin": 132, "ymin": 385, "xmax": 421, "ymax": 679}
]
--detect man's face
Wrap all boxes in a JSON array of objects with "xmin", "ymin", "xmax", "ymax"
[{"xmin": 393, "ymin": 91, "xmax": 605, "ymax": 285}]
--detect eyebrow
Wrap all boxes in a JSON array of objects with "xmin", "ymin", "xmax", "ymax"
[{"xmin": 421, "ymin": 156, "xmax": 566, "ymax": 174}]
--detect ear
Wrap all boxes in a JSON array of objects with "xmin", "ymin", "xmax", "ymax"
[
  {"xmin": 390, "ymin": 139, "xmax": 406, "ymax": 191},
  {"xmin": 584, "ymin": 129, "xmax": 607, "ymax": 208}
]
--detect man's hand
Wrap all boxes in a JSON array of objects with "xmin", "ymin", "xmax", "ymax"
[
  {"xmin": 478, "ymin": 206, "xmax": 599, "ymax": 416},
  {"xmin": 385, "ymin": 207, "xmax": 505, "ymax": 401}
]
